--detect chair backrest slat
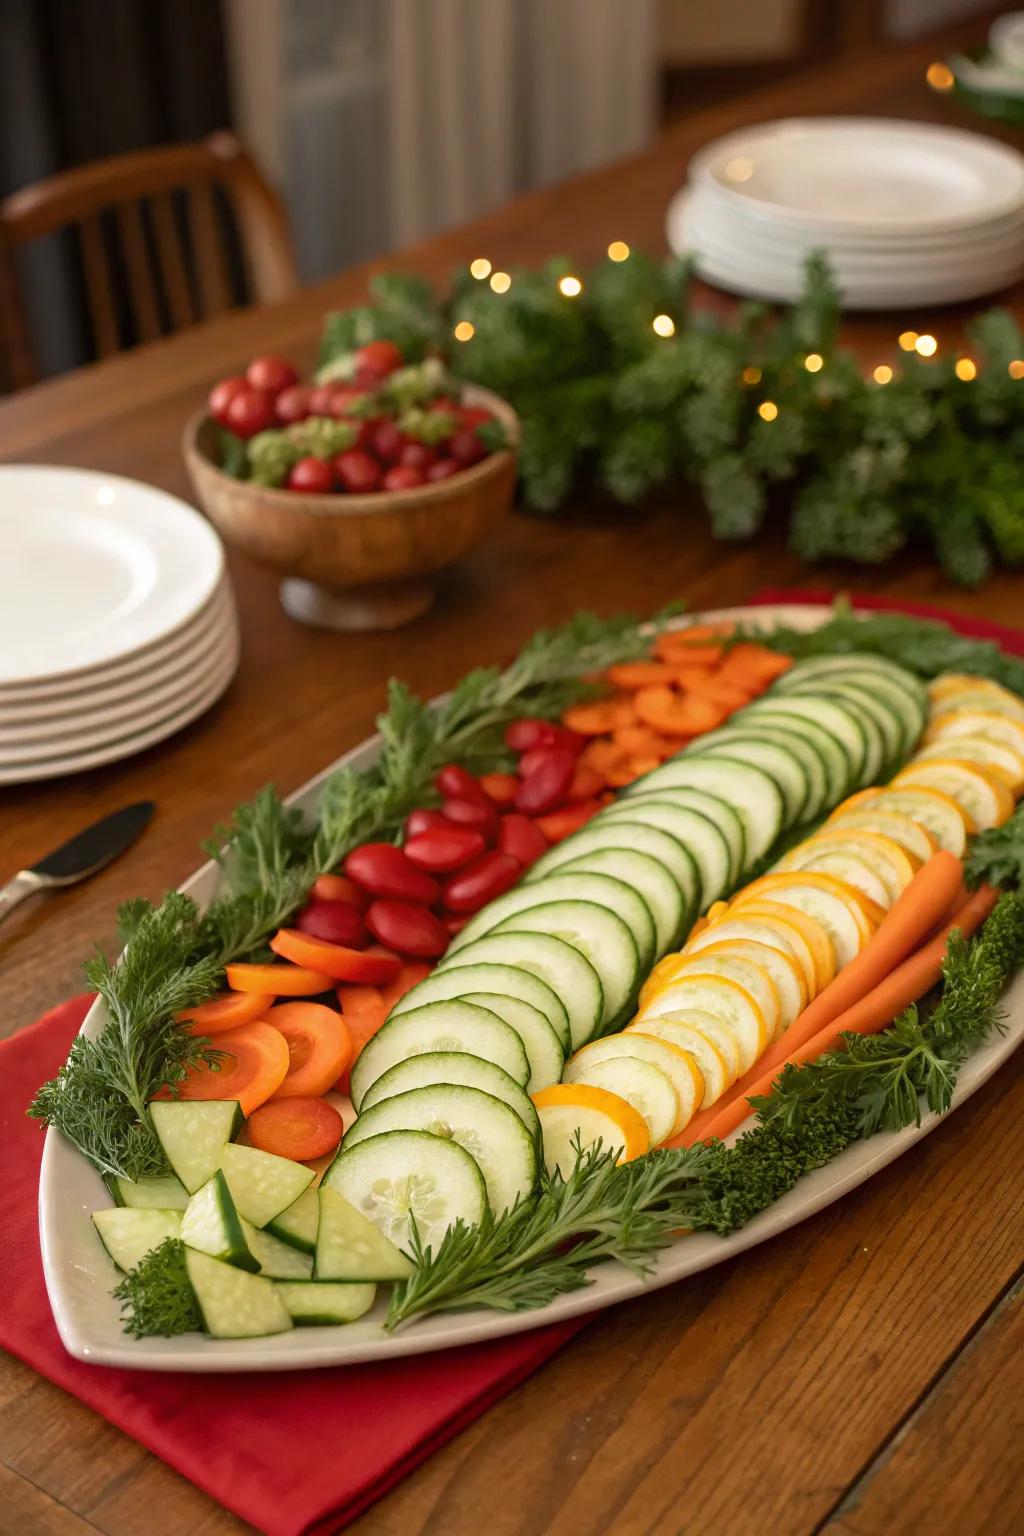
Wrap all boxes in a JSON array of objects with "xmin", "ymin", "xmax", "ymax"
[
  {"xmin": 117, "ymin": 200, "xmax": 161, "ymax": 343},
  {"xmin": 187, "ymin": 179, "xmax": 232, "ymax": 319},
  {"xmin": 150, "ymin": 191, "xmax": 196, "ymax": 330},
  {"xmin": 78, "ymin": 213, "xmax": 119, "ymax": 360}
]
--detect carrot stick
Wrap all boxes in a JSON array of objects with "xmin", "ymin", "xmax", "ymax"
[{"xmin": 675, "ymin": 882, "xmax": 999, "ymax": 1148}]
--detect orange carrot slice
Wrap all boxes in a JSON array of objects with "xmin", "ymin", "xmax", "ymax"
[
  {"xmin": 269, "ymin": 929, "xmax": 402, "ymax": 984},
  {"xmin": 634, "ymin": 685, "xmax": 725, "ymax": 737},
  {"xmin": 176, "ymin": 991, "xmax": 274, "ymax": 1035},
  {"xmin": 562, "ymin": 697, "xmax": 637, "ymax": 735},
  {"xmin": 225, "ymin": 962, "xmax": 333, "ymax": 996},
  {"xmin": 606, "ymin": 660, "xmax": 679, "ymax": 689},
  {"xmin": 174, "ymin": 1019, "xmax": 290, "ymax": 1116},
  {"xmin": 247, "ymin": 1096, "xmax": 343, "ymax": 1161},
  {"xmin": 265, "ymin": 1001, "xmax": 352, "ymax": 1099}
]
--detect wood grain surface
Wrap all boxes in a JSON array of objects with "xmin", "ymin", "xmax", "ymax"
[{"xmin": 2, "ymin": 13, "xmax": 1022, "ymax": 1535}]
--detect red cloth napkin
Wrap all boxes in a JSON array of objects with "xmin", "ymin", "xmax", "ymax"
[{"xmin": 5, "ymin": 590, "xmax": 1021, "ymax": 1536}]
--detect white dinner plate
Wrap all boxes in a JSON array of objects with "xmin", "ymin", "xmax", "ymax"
[
  {"xmin": 0, "ymin": 466, "xmax": 224, "ymax": 686},
  {"xmin": 689, "ymin": 118, "xmax": 1024, "ymax": 235},
  {"xmin": 37, "ymin": 604, "xmax": 1024, "ymax": 1372}
]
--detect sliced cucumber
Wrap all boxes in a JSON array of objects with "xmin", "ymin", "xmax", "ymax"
[
  {"xmin": 342, "ymin": 1084, "xmax": 538, "ymax": 1214},
  {"xmin": 753, "ymin": 696, "xmax": 868, "ymax": 784},
  {"xmin": 527, "ymin": 821, "xmax": 700, "ymax": 920},
  {"xmin": 326, "ymin": 1128, "xmax": 487, "ymax": 1252},
  {"xmin": 488, "ymin": 902, "xmax": 639, "ymax": 1035},
  {"xmin": 218, "ymin": 1143, "xmax": 314, "ymax": 1229},
  {"xmin": 617, "ymin": 787, "xmax": 744, "ymax": 884},
  {"xmin": 624, "ymin": 757, "xmax": 784, "ymax": 866},
  {"xmin": 554, "ymin": 847, "xmax": 684, "ymax": 955},
  {"xmin": 350, "ymin": 1000, "xmax": 531, "ymax": 1110},
  {"xmin": 276, "ymin": 1279, "xmax": 377, "ymax": 1326},
  {"xmin": 742, "ymin": 702, "xmax": 853, "ymax": 800},
  {"xmin": 437, "ymin": 933, "xmax": 603, "ymax": 1053},
  {"xmin": 314, "ymin": 1184, "xmax": 414, "ymax": 1281},
  {"xmin": 185, "ymin": 1247, "xmax": 292, "ymax": 1338},
  {"xmin": 265, "ymin": 1185, "xmax": 320, "ymax": 1255},
  {"xmin": 112, "ymin": 1173, "xmax": 189, "ymax": 1211},
  {"xmin": 776, "ymin": 653, "xmax": 919, "ymax": 690},
  {"xmin": 150, "ymin": 1099, "xmax": 242, "ymax": 1194},
  {"xmin": 683, "ymin": 735, "xmax": 809, "ymax": 826},
  {"xmin": 358, "ymin": 1050, "xmax": 540, "ymax": 1134},
  {"xmin": 447, "ymin": 871, "xmax": 656, "ymax": 973},
  {"xmin": 690, "ymin": 722, "xmax": 829, "ymax": 821},
  {"xmin": 782, "ymin": 669, "xmax": 925, "ymax": 758},
  {"xmin": 180, "ymin": 1169, "xmax": 259, "ymax": 1271},
  {"xmin": 804, "ymin": 686, "xmax": 890, "ymax": 780},
  {"xmin": 240, "ymin": 1217, "xmax": 314, "ymax": 1279},
  {"xmin": 597, "ymin": 800, "xmax": 729, "ymax": 907},
  {"xmin": 389, "ymin": 960, "xmax": 570, "ymax": 1056},
  {"xmin": 92, "ymin": 1207, "xmax": 182, "ymax": 1272},
  {"xmin": 461, "ymin": 993, "xmax": 564, "ymax": 1093}
]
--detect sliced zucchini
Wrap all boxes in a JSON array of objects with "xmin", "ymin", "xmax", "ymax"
[
  {"xmin": 350, "ymin": 999, "xmax": 531, "ymax": 1110},
  {"xmin": 795, "ymin": 682, "xmax": 896, "ymax": 776},
  {"xmin": 757, "ymin": 696, "xmax": 870, "ymax": 784},
  {"xmin": 776, "ymin": 653, "xmax": 920, "ymax": 690},
  {"xmin": 564, "ymin": 1031, "xmax": 702, "ymax": 1136},
  {"xmin": 684, "ymin": 734, "xmax": 809, "ymax": 826},
  {"xmin": 314, "ymin": 1184, "xmax": 414, "ymax": 1281},
  {"xmin": 357, "ymin": 1050, "xmax": 540, "ymax": 1134},
  {"xmin": 488, "ymin": 901, "xmax": 639, "ymax": 1036},
  {"xmin": 276, "ymin": 1279, "xmax": 377, "ymax": 1326},
  {"xmin": 180, "ymin": 1169, "xmax": 259, "ymax": 1271},
  {"xmin": 598, "ymin": 799, "xmax": 729, "ymax": 907},
  {"xmin": 218, "ymin": 1143, "xmax": 314, "ymax": 1228},
  {"xmin": 389, "ymin": 960, "xmax": 570, "ymax": 1056},
  {"xmin": 92, "ymin": 1207, "xmax": 182, "ymax": 1273},
  {"xmin": 185, "ymin": 1248, "xmax": 293, "ymax": 1338},
  {"xmin": 740, "ymin": 703, "xmax": 852, "ymax": 803},
  {"xmin": 265, "ymin": 1185, "xmax": 320, "ymax": 1255},
  {"xmin": 563, "ymin": 1055, "xmax": 678, "ymax": 1146},
  {"xmin": 112, "ymin": 1173, "xmax": 189, "ymax": 1211},
  {"xmin": 436, "ymin": 933, "xmax": 603, "ymax": 1053},
  {"xmin": 618, "ymin": 786, "xmax": 745, "ymax": 884},
  {"xmin": 446, "ymin": 871, "xmax": 656, "ymax": 974},
  {"xmin": 554, "ymin": 846, "xmax": 685, "ymax": 955},
  {"xmin": 684, "ymin": 913, "xmax": 817, "ymax": 999},
  {"xmin": 527, "ymin": 820, "xmax": 700, "ymax": 918},
  {"xmin": 342, "ymin": 1084, "xmax": 538, "ymax": 1214},
  {"xmin": 326, "ymin": 1128, "xmax": 487, "ymax": 1252},
  {"xmin": 149, "ymin": 1099, "xmax": 242, "ymax": 1194},
  {"xmin": 624, "ymin": 757, "xmax": 786, "ymax": 866},
  {"xmin": 240, "ymin": 1217, "xmax": 314, "ymax": 1279}
]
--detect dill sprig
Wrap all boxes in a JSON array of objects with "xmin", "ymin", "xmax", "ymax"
[{"xmin": 112, "ymin": 1238, "xmax": 203, "ymax": 1338}]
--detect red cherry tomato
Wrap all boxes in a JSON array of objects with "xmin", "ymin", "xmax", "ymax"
[
  {"xmin": 449, "ymin": 428, "xmax": 487, "ymax": 467},
  {"xmin": 344, "ymin": 842, "xmax": 440, "ymax": 905},
  {"xmin": 371, "ymin": 420, "xmax": 406, "ymax": 462},
  {"xmin": 224, "ymin": 385, "xmax": 276, "ymax": 439},
  {"xmin": 209, "ymin": 375, "xmax": 248, "ymax": 427},
  {"xmin": 426, "ymin": 458, "xmax": 460, "ymax": 482},
  {"xmin": 287, "ymin": 456, "xmax": 335, "ymax": 493},
  {"xmin": 274, "ymin": 384, "xmax": 313, "ymax": 425},
  {"xmin": 246, "ymin": 356, "xmax": 298, "ymax": 394},
  {"xmin": 327, "ymin": 386, "xmax": 370, "ymax": 419},
  {"xmin": 334, "ymin": 449, "xmax": 381, "ymax": 494},
  {"xmin": 515, "ymin": 747, "xmax": 575, "ymax": 815},
  {"xmin": 404, "ymin": 825, "xmax": 486, "ymax": 873},
  {"xmin": 435, "ymin": 763, "xmax": 489, "ymax": 806},
  {"xmin": 518, "ymin": 744, "xmax": 569, "ymax": 779},
  {"xmin": 312, "ymin": 873, "xmax": 368, "ymax": 908},
  {"xmin": 308, "ymin": 384, "xmax": 337, "ymax": 416},
  {"xmin": 444, "ymin": 852, "xmax": 522, "ymax": 914},
  {"xmin": 460, "ymin": 405, "xmax": 495, "ymax": 428},
  {"xmin": 399, "ymin": 442, "xmax": 438, "ymax": 472},
  {"xmin": 445, "ymin": 914, "xmax": 471, "ymax": 936},
  {"xmin": 504, "ymin": 718, "xmax": 558, "ymax": 752},
  {"xmin": 498, "ymin": 813, "xmax": 549, "ymax": 867},
  {"xmin": 534, "ymin": 799, "xmax": 603, "ymax": 843},
  {"xmin": 295, "ymin": 897, "xmax": 368, "ymax": 948},
  {"xmin": 356, "ymin": 339, "xmax": 404, "ymax": 377},
  {"xmin": 383, "ymin": 464, "xmax": 425, "ymax": 492},
  {"xmin": 405, "ymin": 807, "xmax": 451, "ymax": 839},
  {"xmin": 441, "ymin": 796, "xmax": 499, "ymax": 840},
  {"xmin": 479, "ymin": 772, "xmax": 519, "ymax": 807},
  {"xmin": 366, "ymin": 900, "xmax": 448, "ymax": 958}
]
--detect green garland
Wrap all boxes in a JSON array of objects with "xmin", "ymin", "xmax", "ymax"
[{"xmin": 319, "ymin": 256, "xmax": 1024, "ymax": 587}]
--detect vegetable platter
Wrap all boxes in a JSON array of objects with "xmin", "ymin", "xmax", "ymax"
[{"xmin": 35, "ymin": 601, "xmax": 1024, "ymax": 1371}]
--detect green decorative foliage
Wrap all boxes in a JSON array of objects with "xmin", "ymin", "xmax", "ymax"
[{"xmin": 112, "ymin": 1238, "xmax": 203, "ymax": 1338}]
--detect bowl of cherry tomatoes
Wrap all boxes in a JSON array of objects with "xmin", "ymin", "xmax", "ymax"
[{"xmin": 183, "ymin": 342, "xmax": 519, "ymax": 631}]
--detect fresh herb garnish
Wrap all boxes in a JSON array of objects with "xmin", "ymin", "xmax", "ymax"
[
  {"xmin": 112, "ymin": 1238, "xmax": 203, "ymax": 1338},
  {"xmin": 964, "ymin": 802, "xmax": 1024, "ymax": 890}
]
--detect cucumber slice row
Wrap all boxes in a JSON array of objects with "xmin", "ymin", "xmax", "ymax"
[
  {"xmin": 554, "ymin": 847, "xmax": 686, "ymax": 955},
  {"xmin": 528, "ymin": 821, "xmax": 700, "ymax": 918},
  {"xmin": 623, "ymin": 756, "xmax": 786, "ymax": 866},
  {"xmin": 683, "ymin": 734, "xmax": 809, "ymax": 825},
  {"xmin": 390, "ymin": 961, "xmax": 570, "ymax": 1054},
  {"xmin": 435, "ymin": 933, "xmax": 603, "ymax": 1053},
  {"xmin": 598, "ymin": 800, "xmax": 731, "ymax": 907},
  {"xmin": 621, "ymin": 786, "xmax": 745, "ymax": 884},
  {"xmin": 92, "ymin": 1207, "xmax": 182, "ymax": 1273},
  {"xmin": 350, "ymin": 999, "xmax": 531, "ymax": 1111},
  {"xmin": 325, "ymin": 1128, "xmax": 488, "ymax": 1254},
  {"xmin": 488, "ymin": 901, "xmax": 639, "ymax": 1035},
  {"xmin": 742, "ymin": 700, "xmax": 854, "ymax": 801},
  {"xmin": 358, "ymin": 1049, "xmax": 540, "ymax": 1133},
  {"xmin": 446, "ymin": 871, "xmax": 657, "ymax": 974},
  {"xmin": 460, "ymin": 993, "xmax": 564, "ymax": 1092}
]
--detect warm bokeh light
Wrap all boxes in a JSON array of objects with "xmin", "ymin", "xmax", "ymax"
[
  {"xmin": 873, "ymin": 364, "xmax": 894, "ymax": 385},
  {"xmin": 558, "ymin": 275, "xmax": 583, "ymax": 297},
  {"xmin": 741, "ymin": 365, "xmax": 762, "ymax": 386},
  {"xmin": 804, "ymin": 353, "xmax": 824, "ymax": 373},
  {"xmin": 955, "ymin": 358, "xmax": 977, "ymax": 381},
  {"xmin": 726, "ymin": 157, "xmax": 754, "ymax": 182},
  {"xmin": 469, "ymin": 258, "xmax": 492, "ymax": 280},
  {"xmin": 926, "ymin": 61, "xmax": 955, "ymax": 91},
  {"xmin": 453, "ymin": 321, "xmax": 475, "ymax": 342},
  {"xmin": 898, "ymin": 330, "xmax": 919, "ymax": 351},
  {"xmin": 915, "ymin": 333, "xmax": 938, "ymax": 357},
  {"xmin": 652, "ymin": 313, "xmax": 676, "ymax": 337},
  {"xmin": 1009, "ymin": 360, "xmax": 1024, "ymax": 379},
  {"xmin": 758, "ymin": 401, "xmax": 779, "ymax": 422},
  {"xmin": 607, "ymin": 241, "xmax": 630, "ymax": 262},
  {"xmin": 489, "ymin": 271, "xmax": 512, "ymax": 294}
]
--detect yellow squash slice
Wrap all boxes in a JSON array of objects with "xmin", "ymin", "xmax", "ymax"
[
  {"xmin": 775, "ymin": 829, "xmax": 917, "ymax": 907},
  {"xmin": 683, "ymin": 914, "xmax": 813, "ymax": 1002},
  {"xmin": 679, "ymin": 936, "xmax": 806, "ymax": 1033},
  {"xmin": 564, "ymin": 1032, "xmax": 701, "ymax": 1137},
  {"xmin": 893, "ymin": 758, "xmax": 1012, "ymax": 831},
  {"xmin": 531, "ymin": 1084, "xmax": 649, "ymax": 1176},
  {"xmin": 925, "ymin": 709, "xmax": 1024, "ymax": 757},
  {"xmin": 830, "ymin": 786, "xmax": 970, "ymax": 857},
  {"xmin": 560, "ymin": 1055, "xmax": 678, "ymax": 1146},
  {"xmin": 636, "ymin": 973, "xmax": 767, "ymax": 1075},
  {"xmin": 722, "ymin": 899, "xmax": 836, "ymax": 994},
  {"xmin": 816, "ymin": 808, "xmax": 936, "ymax": 865},
  {"xmin": 730, "ymin": 875, "xmax": 873, "ymax": 969},
  {"xmin": 914, "ymin": 734, "xmax": 1024, "ymax": 792},
  {"xmin": 624, "ymin": 1014, "xmax": 732, "ymax": 1107},
  {"xmin": 648, "ymin": 945, "xmax": 786, "ymax": 1041}
]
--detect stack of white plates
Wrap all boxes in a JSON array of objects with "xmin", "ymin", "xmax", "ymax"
[
  {"xmin": 666, "ymin": 117, "xmax": 1024, "ymax": 308},
  {"xmin": 0, "ymin": 466, "xmax": 240, "ymax": 785}
]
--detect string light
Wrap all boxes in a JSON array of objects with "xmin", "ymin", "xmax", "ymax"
[
  {"xmin": 1009, "ymin": 360, "xmax": 1024, "ymax": 379},
  {"xmin": 898, "ymin": 330, "xmax": 918, "ymax": 351},
  {"xmin": 469, "ymin": 258, "xmax": 492, "ymax": 280},
  {"xmin": 915, "ymin": 333, "xmax": 938, "ymax": 357},
  {"xmin": 741, "ymin": 365, "xmax": 762, "ymax": 386},
  {"xmin": 804, "ymin": 353, "xmax": 824, "ymax": 373},
  {"xmin": 652, "ymin": 313, "xmax": 676, "ymax": 337},
  {"xmin": 926, "ymin": 61, "xmax": 955, "ymax": 91},
  {"xmin": 607, "ymin": 241, "xmax": 630, "ymax": 262},
  {"xmin": 453, "ymin": 320, "xmax": 475, "ymax": 342},
  {"xmin": 489, "ymin": 271, "xmax": 512, "ymax": 294},
  {"xmin": 873, "ymin": 364, "xmax": 893, "ymax": 385},
  {"xmin": 558, "ymin": 275, "xmax": 583, "ymax": 297},
  {"xmin": 955, "ymin": 358, "xmax": 977, "ymax": 381},
  {"xmin": 758, "ymin": 401, "xmax": 779, "ymax": 422}
]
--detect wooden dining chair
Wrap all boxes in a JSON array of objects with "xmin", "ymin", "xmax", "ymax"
[{"xmin": 0, "ymin": 131, "xmax": 299, "ymax": 389}]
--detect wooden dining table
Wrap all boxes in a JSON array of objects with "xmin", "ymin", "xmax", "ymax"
[{"xmin": 3, "ymin": 12, "xmax": 1024, "ymax": 1535}]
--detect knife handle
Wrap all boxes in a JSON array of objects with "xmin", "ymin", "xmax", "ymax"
[{"xmin": 0, "ymin": 869, "xmax": 45, "ymax": 929}]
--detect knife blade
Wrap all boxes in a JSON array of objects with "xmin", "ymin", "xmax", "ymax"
[{"xmin": 0, "ymin": 801, "xmax": 154, "ymax": 927}]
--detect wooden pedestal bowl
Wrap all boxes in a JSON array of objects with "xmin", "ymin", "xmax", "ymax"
[{"xmin": 183, "ymin": 386, "xmax": 519, "ymax": 631}]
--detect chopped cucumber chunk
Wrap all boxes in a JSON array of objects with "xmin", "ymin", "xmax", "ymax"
[
  {"xmin": 240, "ymin": 1217, "xmax": 314, "ymax": 1279},
  {"xmin": 218, "ymin": 1142, "xmax": 314, "ymax": 1228},
  {"xmin": 180, "ymin": 1170, "xmax": 259, "ymax": 1272},
  {"xmin": 92, "ymin": 1207, "xmax": 182, "ymax": 1273},
  {"xmin": 185, "ymin": 1248, "xmax": 293, "ymax": 1338},
  {"xmin": 265, "ymin": 1185, "xmax": 320, "ymax": 1255},
  {"xmin": 150, "ymin": 1099, "xmax": 242, "ymax": 1193},
  {"xmin": 275, "ymin": 1280, "xmax": 377, "ymax": 1326},
  {"xmin": 314, "ymin": 1185, "xmax": 414, "ymax": 1282},
  {"xmin": 112, "ymin": 1173, "xmax": 189, "ymax": 1211}
]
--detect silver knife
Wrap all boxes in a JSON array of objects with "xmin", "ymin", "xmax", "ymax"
[{"xmin": 0, "ymin": 801, "xmax": 155, "ymax": 927}]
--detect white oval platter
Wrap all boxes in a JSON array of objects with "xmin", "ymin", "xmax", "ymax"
[{"xmin": 38, "ymin": 605, "xmax": 1024, "ymax": 1371}]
